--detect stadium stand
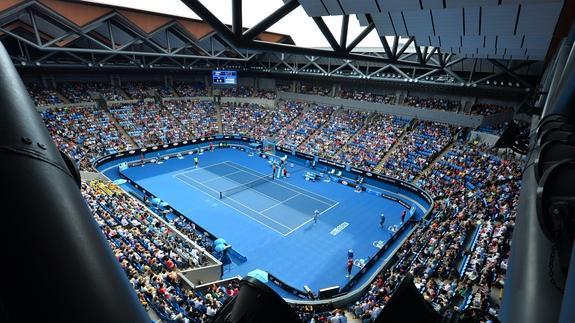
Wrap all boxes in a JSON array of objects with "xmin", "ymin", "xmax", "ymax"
[
  {"xmin": 334, "ymin": 113, "xmax": 410, "ymax": 171},
  {"xmin": 403, "ymin": 96, "xmax": 462, "ymax": 112},
  {"xmin": 470, "ymin": 103, "xmax": 514, "ymax": 116},
  {"xmin": 41, "ymin": 105, "xmax": 130, "ymax": 169},
  {"xmin": 123, "ymin": 81, "xmax": 161, "ymax": 100},
  {"xmin": 276, "ymin": 103, "xmax": 334, "ymax": 149},
  {"xmin": 173, "ymin": 82, "xmax": 208, "ymax": 97},
  {"xmin": 299, "ymin": 108, "xmax": 369, "ymax": 157},
  {"xmin": 163, "ymin": 100, "xmax": 220, "ymax": 139},
  {"xmin": 339, "ymin": 89, "xmax": 396, "ymax": 104},
  {"xmin": 82, "ymin": 180, "xmax": 235, "ymax": 321},
  {"xmin": 108, "ymin": 102, "xmax": 187, "ymax": 148},
  {"xmin": 220, "ymin": 102, "xmax": 269, "ymax": 136},
  {"xmin": 30, "ymin": 80, "xmax": 526, "ymax": 323},
  {"xmin": 27, "ymin": 82, "xmax": 63, "ymax": 106},
  {"xmin": 382, "ymin": 121, "xmax": 459, "ymax": 181},
  {"xmin": 298, "ymin": 84, "xmax": 331, "ymax": 96},
  {"xmin": 59, "ymin": 82, "xmax": 95, "ymax": 103}
]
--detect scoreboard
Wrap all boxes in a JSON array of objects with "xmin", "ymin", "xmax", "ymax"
[{"xmin": 212, "ymin": 70, "xmax": 237, "ymax": 85}]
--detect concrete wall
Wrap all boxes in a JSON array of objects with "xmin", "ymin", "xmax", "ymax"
[
  {"xmin": 256, "ymin": 77, "xmax": 276, "ymax": 89},
  {"xmin": 481, "ymin": 110, "xmax": 515, "ymax": 126},
  {"xmin": 469, "ymin": 131, "xmax": 501, "ymax": 146},
  {"xmin": 80, "ymin": 171, "xmax": 107, "ymax": 181},
  {"xmin": 180, "ymin": 264, "xmax": 222, "ymax": 286},
  {"xmin": 35, "ymin": 101, "xmax": 96, "ymax": 111},
  {"xmin": 162, "ymin": 96, "xmax": 276, "ymax": 107},
  {"xmin": 278, "ymin": 91, "xmax": 484, "ymax": 127}
]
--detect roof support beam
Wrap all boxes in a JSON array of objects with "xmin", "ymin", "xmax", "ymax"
[
  {"xmin": 180, "ymin": 0, "xmax": 237, "ymax": 44},
  {"xmin": 425, "ymin": 47, "xmax": 437, "ymax": 63},
  {"xmin": 312, "ymin": 17, "xmax": 342, "ymax": 52},
  {"xmin": 42, "ymin": 32, "xmax": 76, "ymax": 48},
  {"xmin": 380, "ymin": 36, "xmax": 394, "ymax": 59},
  {"xmin": 396, "ymin": 37, "xmax": 414, "ymax": 58},
  {"xmin": 414, "ymin": 45, "xmax": 424, "ymax": 64},
  {"xmin": 391, "ymin": 36, "xmax": 399, "ymax": 58},
  {"xmin": 28, "ymin": 9, "xmax": 41, "ymax": 46},
  {"xmin": 443, "ymin": 67, "xmax": 466, "ymax": 84},
  {"xmin": 340, "ymin": 15, "xmax": 349, "ymax": 49},
  {"xmin": 486, "ymin": 59, "xmax": 535, "ymax": 87},
  {"xmin": 107, "ymin": 21, "xmax": 115, "ymax": 50},
  {"xmin": 232, "ymin": 0, "xmax": 242, "ymax": 37},
  {"xmin": 242, "ymin": 0, "xmax": 299, "ymax": 41},
  {"xmin": 345, "ymin": 23, "xmax": 374, "ymax": 53},
  {"xmin": 471, "ymin": 60, "xmax": 535, "ymax": 86}
]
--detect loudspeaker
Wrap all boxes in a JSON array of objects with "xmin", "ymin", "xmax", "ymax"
[
  {"xmin": 374, "ymin": 273, "xmax": 441, "ymax": 323},
  {"xmin": 211, "ymin": 276, "xmax": 299, "ymax": 323}
]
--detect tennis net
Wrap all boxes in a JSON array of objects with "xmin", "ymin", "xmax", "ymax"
[{"xmin": 219, "ymin": 175, "xmax": 273, "ymax": 199}]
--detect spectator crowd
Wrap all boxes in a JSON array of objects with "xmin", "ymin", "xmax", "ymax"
[{"xmin": 32, "ymin": 81, "xmax": 524, "ymax": 322}]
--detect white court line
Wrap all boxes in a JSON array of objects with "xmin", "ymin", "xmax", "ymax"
[
  {"xmin": 273, "ymin": 199, "xmax": 340, "ymax": 236},
  {"xmin": 284, "ymin": 218, "xmax": 314, "ymax": 236},
  {"xmin": 223, "ymin": 161, "xmax": 338, "ymax": 207},
  {"xmin": 172, "ymin": 161, "xmax": 234, "ymax": 177},
  {"xmin": 200, "ymin": 170, "xmax": 245, "ymax": 184},
  {"xmin": 182, "ymin": 172, "xmax": 290, "ymax": 205},
  {"xmin": 319, "ymin": 201, "xmax": 340, "ymax": 215},
  {"xmin": 174, "ymin": 173, "xmax": 293, "ymax": 236},
  {"xmin": 259, "ymin": 193, "xmax": 301, "ymax": 213}
]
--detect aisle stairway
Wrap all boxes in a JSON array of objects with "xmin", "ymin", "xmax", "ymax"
[
  {"xmin": 99, "ymin": 99, "xmax": 138, "ymax": 149},
  {"xmin": 373, "ymin": 120, "xmax": 418, "ymax": 174},
  {"xmin": 215, "ymin": 102, "xmax": 224, "ymax": 134},
  {"xmin": 296, "ymin": 106, "xmax": 337, "ymax": 151},
  {"xmin": 333, "ymin": 111, "xmax": 375, "ymax": 157},
  {"xmin": 411, "ymin": 131, "xmax": 461, "ymax": 183}
]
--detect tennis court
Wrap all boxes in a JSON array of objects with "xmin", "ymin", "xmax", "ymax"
[{"xmin": 174, "ymin": 161, "xmax": 338, "ymax": 235}]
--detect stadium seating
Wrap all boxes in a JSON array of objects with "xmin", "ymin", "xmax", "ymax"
[
  {"xmin": 109, "ymin": 102, "xmax": 187, "ymax": 147},
  {"xmin": 163, "ymin": 100, "xmax": 219, "ymax": 139},
  {"xmin": 173, "ymin": 81, "xmax": 208, "ymax": 97},
  {"xmin": 41, "ymin": 105, "xmax": 130, "ymax": 169},
  {"xmin": 335, "ymin": 114, "xmax": 410, "ymax": 171},
  {"xmin": 220, "ymin": 102, "xmax": 269, "ymax": 136},
  {"xmin": 82, "ymin": 180, "xmax": 235, "ymax": 321},
  {"xmin": 276, "ymin": 103, "xmax": 334, "ymax": 149},
  {"xmin": 123, "ymin": 81, "xmax": 161, "ymax": 100},
  {"xmin": 32, "ymin": 81, "xmax": 524, "ymax": 322},
  {"xmin": 403, "ymin": 96, "xmax": 462, "ymax": 112},
  {"xmin": 298, "ymin": 84, "xmax": 331, "ymax": 96},
  {"xmin": 339, "ymin": 89, "xmax": 395, "ymax": 104},
  {"xmin": 59, "ymin": 82, "xmax": 95, "ymax": 103},
  {"xmin": 299, "ymin": 108, "xmax": 369, "ymax": 157},
  {"xmin": 26, "ymin": 83, "xmax": 63, "ymax": 106},
  {"xmin": 219, "ymin": 86, "xmax": 276, "ymax": 99},
  {"xmin": 470, "ymin": 103, "xmax": 513, "ymax": 116},
  {"xmin": 383, "ymin": 121, "xmax": 459, "ymax": 181}
]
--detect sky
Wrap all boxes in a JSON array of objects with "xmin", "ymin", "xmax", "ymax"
[{"xmin": 80, "ymin": 0, "xmax": 382, "ymax": 48}]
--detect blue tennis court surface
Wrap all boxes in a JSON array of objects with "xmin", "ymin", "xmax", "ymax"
[
  {"xmin": 119, "ymin": 148, "xmax": 419, "ymax": 293},
  {"xmin": 174, "ymin": 161, "xmax": 338, "ymax": 235}
]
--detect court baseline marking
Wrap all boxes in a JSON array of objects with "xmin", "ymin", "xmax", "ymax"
[
  {"xmin": 173, "ymin": 174, "xmax": 292, "ymax": 236},
  {"xmin": 222, "ymin": 161, "xmax": 338, "ymax": 206}
]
